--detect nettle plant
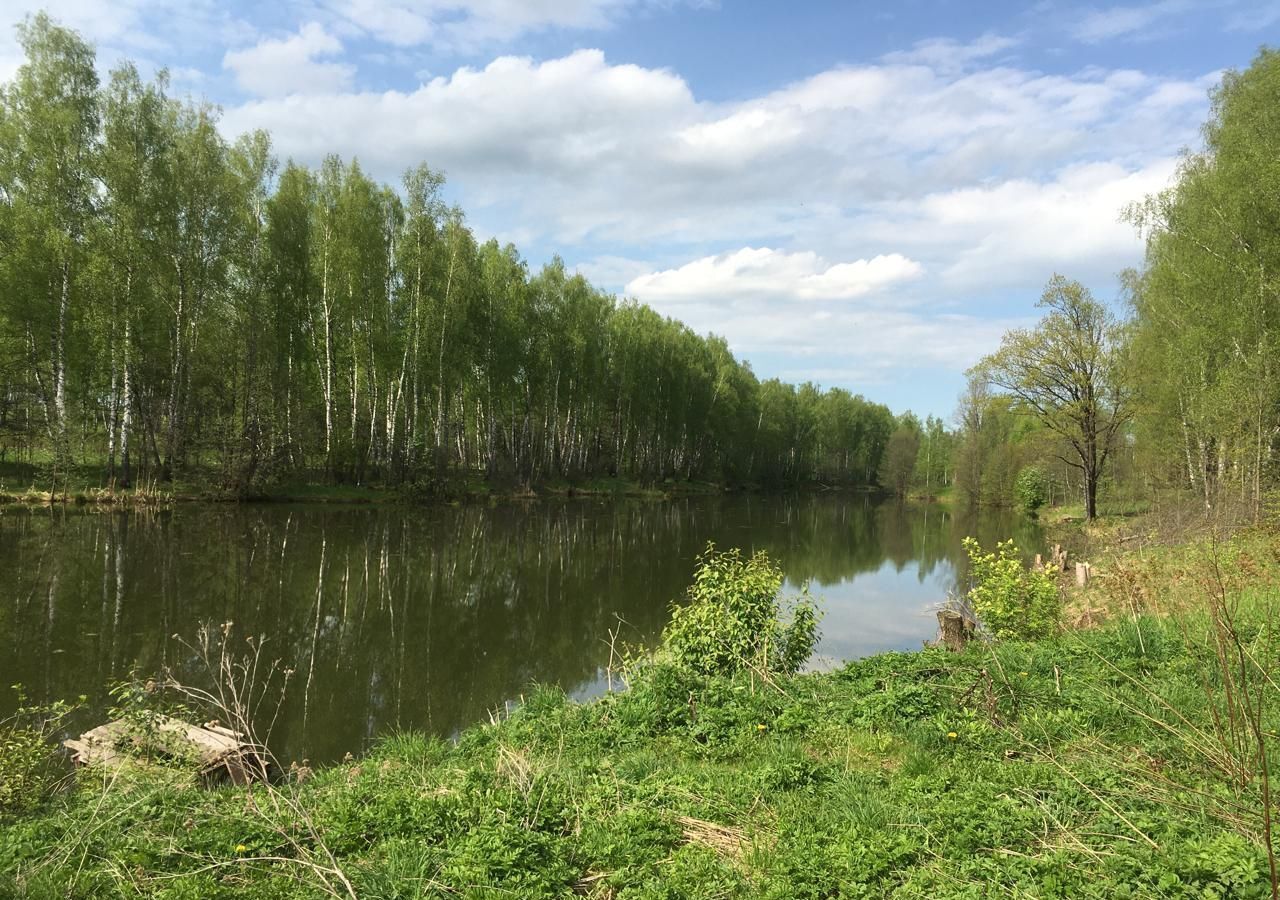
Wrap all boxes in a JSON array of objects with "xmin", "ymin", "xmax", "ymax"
[
  {"xmin": 962, "ymin": 537, "xmax": 1061, "ymax": 640},
  {"xmin": 662, "ymin": 545, "xmax": 820, "ymax": 677}
]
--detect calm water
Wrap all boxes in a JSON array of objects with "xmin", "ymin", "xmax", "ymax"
[{"xmin": 0, "ymin": 495, "xmax": 1040, "ymax": 764}]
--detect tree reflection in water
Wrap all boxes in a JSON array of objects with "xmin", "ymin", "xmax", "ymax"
[{"xmin": 0, "ymin": 496, "xmax": 1040, "ymax": 763}]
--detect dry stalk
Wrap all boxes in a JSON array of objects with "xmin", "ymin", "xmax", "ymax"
[
  {"xmin": 674, "ymin": 815, "xmax": 749, "ymax": 862},
  {"xmin": 161, "ymin": 621, "xmax": 359, "ymax": 900}
]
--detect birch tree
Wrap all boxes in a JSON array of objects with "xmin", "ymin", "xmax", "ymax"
[{"xmin": 0, "ymin": 13, "xmax": 98, "ymax": 472}]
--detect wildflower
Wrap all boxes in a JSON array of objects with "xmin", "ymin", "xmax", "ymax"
[
  {"xmin": 235, "ymin": 844, "xmax": 248, "ymax": 854},
  {"xmin": 756, "ymin": 724, "xmax": 767, "ymax": 731},
  {"xmin": 1019, "ymin": 671, "xmax": 1029, "ymax": 677},
  {"xmin": 946, "ymin": 731, "xmax": 958, "ymax": 740}
]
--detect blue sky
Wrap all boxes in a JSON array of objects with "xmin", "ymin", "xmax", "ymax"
[{"xmin": 2, "ymin": 1, "xmax": 1275, "ymax": 418}]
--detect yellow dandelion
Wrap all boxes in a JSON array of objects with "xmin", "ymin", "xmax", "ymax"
[
  {"xmin": 756, "ymin": 724, "xmax": 767, "ymax": 731},
  {"xmin": 946, "ymin": 731, "xmax": 958, "ymax": 740},
  {"xmin": 235, "ymin": 844, "xmax": 248, "ymax": 854},
  {"xmin": 1019, "ymin": 671, "xmax": 1029, "ymax": 677}
]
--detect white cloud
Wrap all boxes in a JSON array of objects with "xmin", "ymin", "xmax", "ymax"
[
  {"xmin": 322, "ymin": 0, "xmax": 670, "ymax": 49},
  {"xmin": 1069, "ymin": 0, "xmax": 1191, "ymax": 42},
  {"xmin": 221, "ymin": 46, "xmax": 1209, "ymax": 256},
  {"xmin": 619, "ymin": 248, "xmax": 1009, "ymax": 380},
  {"xmin": 883, "ymin": 32, "xmax": 1020, "ymax": 72},
  {"xmin": 837, "ymin": 158, "xmax": 1179, "ymax": 291},
  {"xmin": 626, "ymin": 248, "xmax": 923, "ymax": 304},
  {"xmin": 624, "ymin": 280, "xmax": 1013, "ymax": 374},
  {"xmin": 224, "ymin": 23, "xmax": 355, "ymax": 97}
]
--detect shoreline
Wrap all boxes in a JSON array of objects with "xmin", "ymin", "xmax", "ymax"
[
  {"xmin": 0, "ymin": 477, "xmax": 888, "ymax": 508},
  {"xmin": 3, "ymin": 518, "xmax": 1277, "ymax": 897}
]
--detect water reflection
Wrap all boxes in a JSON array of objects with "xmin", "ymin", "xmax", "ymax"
[{"xmin": 0, "ymin": 496, "xmax": 1040, "ymax": 763}]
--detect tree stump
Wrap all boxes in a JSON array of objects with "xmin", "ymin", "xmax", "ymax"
[
  {"xmin": 1049, "ymin": 544, "xmax": 1068, "ymax": 571},
  {"xmin": 936, "ymin": 610, "xmax": 976, "ymax": 652},
  {"xmin": 1075, "ymin": 562, "xmax": 1092, "ymax": 587}
]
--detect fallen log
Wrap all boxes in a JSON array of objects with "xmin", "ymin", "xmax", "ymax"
[{"xmin": 64, "ymin": 714, "xmax": 269, "ymax": 785}]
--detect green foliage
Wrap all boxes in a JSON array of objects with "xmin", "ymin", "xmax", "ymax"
[
  {"xmin": 978, "ymin": 276, "xmax": 1128, "ymax": 520},
  {"xmin": 1014, "ymin": 465, "xmax": 1049, "ymax": 514},
  {"xmin": 106, "ymin": 673, "xmax": 194, "ymax": 763},
  {"xmin": 5, "ymin": 611, "xmax": 1279, "ymax": 898},
  {"xmin": 661, "ymin": 545, "xmax": 821, "ymax": 677},
  {"xmin": 962, "ymin": 537, "xmax": 1061, "ymax": 640},
  {"xmin": 0, "ymin": 13, "xmax": 904, "ymax": 495},
  {"xmin": 0, "ymin": 686, "xmax": 80, "ymax": 816},
  {"xmin": 879, "ymin": 420, "xmax": 920, "ymax": 497},
  {"xmin": 1126, "ymin": 49, "xmax": 1280, "ymax": 514},
  {"xmin": 953, "ymin": 373, "xmax": 1024, "ymax": 508}
]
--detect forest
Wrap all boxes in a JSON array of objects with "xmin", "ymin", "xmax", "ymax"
[
  {"xmin": 3, "ymin": 14, "xmax": 1277, "ymax": 521},
  {"xmin": 0, "ymin": 14, "xmax": 899, "ymax": 494}
]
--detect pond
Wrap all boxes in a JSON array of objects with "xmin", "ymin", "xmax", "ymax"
[{"xmin": 0, "ymin": 495, "xmax": 1041, "ymax": 764}]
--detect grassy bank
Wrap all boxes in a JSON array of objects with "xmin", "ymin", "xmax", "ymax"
[{"xmin": 2, "ymin": 530, "xmax": 1278, "ymax": 898}]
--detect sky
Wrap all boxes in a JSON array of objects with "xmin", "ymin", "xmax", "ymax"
[{"xmin": 0, "ymin": 1, "xmax": 1274, "ymax": 418}]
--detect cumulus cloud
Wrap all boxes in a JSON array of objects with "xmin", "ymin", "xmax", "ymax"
[
  {"xmin": 224, "ymin": 23, "xmax": 355, "ymax": 97},
  {"xmin": 626, "ymin": 249, "xmax": 923, "ymax": 304},
  {"xmin": 619, "ymin": 246, "xmax": 1010, "ymax": 378},
  {"xmin": 625, "ymin": 285, "xmax": 1014, "ymax": 374},
  {"xmin": 850, "ymin": 158, "xmax": 1180, "ymax": 289},
  {"xmin": 221, "ymin": 44, "xmax": 1208, "ymax": 252}
]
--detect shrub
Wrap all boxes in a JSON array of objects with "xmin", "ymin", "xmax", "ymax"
[
  {"xmin": 0, "ymin": 687, "xmax": 80, "ymax": 816},
  {"xmin": 1014, "ymin": 466, "xmax": 1049, "ymax": 515},
  {"xmin": 661, "ymin": 544, "xmax": 820, "ymax": 677},
  {"xmin": 962, "ymin": 537, "xmax": 1060, "ymax": 640}
]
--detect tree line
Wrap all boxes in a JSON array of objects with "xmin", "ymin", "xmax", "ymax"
[
  {"xmin": 12, "ymin": 13, "xmax": 1264, "ymax": 514},
  {"xmin": 938, "ymin": 47, "xmax": 1280, "ymax": 521},
  {"xmin": 0, "ymin": 14, "xmax": 900, "ymax": 492}
]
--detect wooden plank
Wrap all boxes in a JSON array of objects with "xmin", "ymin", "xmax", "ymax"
[{"xmin": 64, "ymin": 714, "xmax": 268, "ymax": 785}]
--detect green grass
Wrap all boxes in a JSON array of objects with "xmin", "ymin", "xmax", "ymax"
[{"xmin": 4, "ymin": 618, "xmax": 1278, "ymax": 897}]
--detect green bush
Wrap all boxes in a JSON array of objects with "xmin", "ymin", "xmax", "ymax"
[
  {"xmin": 0, "ymin": 687, "xmax": 80, "ymax": 816},
  {"xmin": 1014, "ymin": 466, "xmax": 1049, "ymax": 515},
  {"xmin": 661, "ymin": 544, "xmax": 820, "ymax": 677},
  {"xmin": 962, "ymin": 537, "xmax": 1061, "ymax": 640}
]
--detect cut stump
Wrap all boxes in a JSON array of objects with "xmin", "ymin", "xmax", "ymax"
[
  {"xmin": 1049, "ymin": 544, "xmax": 1068, "ymax": 571},
  {"xmin": 64, "ymin": 715, "xmax": 269, "ymax": 785},
  {"xmin": 936, "ymin": 610, "xmax": 976, "ymax": 652},
  {"xmin": 1075, "ymin": 562, "xmax": 1092, "ymax": 587}
]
